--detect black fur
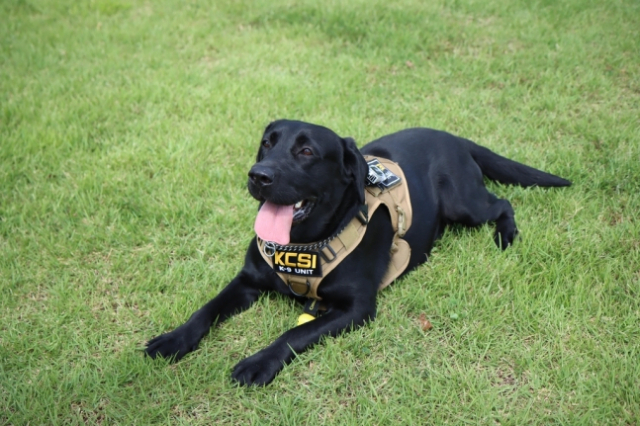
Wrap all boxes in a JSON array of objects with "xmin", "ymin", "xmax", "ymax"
[{"xmin": 145, "ymin": 119, "xmax": 570, "ymax": 385}]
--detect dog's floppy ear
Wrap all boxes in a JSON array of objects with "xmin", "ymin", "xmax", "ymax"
[{"xmin": 341, "ymin": 137, "xmax": 368, "ymax": 205}]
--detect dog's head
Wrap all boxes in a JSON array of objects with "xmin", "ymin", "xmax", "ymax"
[{"xmin": 248, "ymin": 119, "xmax": 368, "ymax": 244}]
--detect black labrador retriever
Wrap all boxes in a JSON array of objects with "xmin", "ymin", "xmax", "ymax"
[{"xmin": 145, "ymin": 119, "xmax": 570, "ymax": 386}]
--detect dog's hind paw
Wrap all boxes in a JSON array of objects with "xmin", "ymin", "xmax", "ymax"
[{"xmin": 494, "ymin": 226, "xmax": 519, "ymax": 250}]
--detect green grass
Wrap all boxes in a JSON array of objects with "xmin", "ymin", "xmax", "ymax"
[{"xmin": 1, "ymin": 0, "xmax": 639, "ymax": 424}]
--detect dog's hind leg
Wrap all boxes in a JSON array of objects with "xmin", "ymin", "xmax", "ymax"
[
  {"xmin": 484, "ymin": 194, "xmax": 518, "ymax": 250},
  {"xmin": 439, "ymin": 177, "xmax": 517, "ymax": 250}
]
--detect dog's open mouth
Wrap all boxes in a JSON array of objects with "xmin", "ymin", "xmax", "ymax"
[
  {"xmin": 292, "ymin": 199, "xmax": 315, "ymax": 224},
  {"xmin": 254, "ymin": 198, "xmax": 316, "ymax": 245}
]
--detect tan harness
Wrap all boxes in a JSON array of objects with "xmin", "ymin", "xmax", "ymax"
[{"xmin": 257, "ymin": 156, "xmax": 412, "ymax": 300}]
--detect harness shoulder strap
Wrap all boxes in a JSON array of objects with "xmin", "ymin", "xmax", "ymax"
[{"xmin": 362, "ymin": 156, "xmax": 413, "ymax": 289}]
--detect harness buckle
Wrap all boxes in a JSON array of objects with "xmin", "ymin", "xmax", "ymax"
[
  {"xmin": 356, "ymin": 204, "xmax": 369, "ymax": 225},
  {"xmin": 319, "ymin": 244, "xmax": 337, "ymax": 263},
  {"xmin": 303, "ymin": 299, "xmax": 321, "ymax": 316}
]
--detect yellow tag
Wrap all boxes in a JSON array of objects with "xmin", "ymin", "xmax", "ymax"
[{"xmin": 297, "ymin": 313, "xmax": 316, "ymax": 326}]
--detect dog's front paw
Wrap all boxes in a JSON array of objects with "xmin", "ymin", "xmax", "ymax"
[
  {"xmin": 231, "ymin": 350, "xmax": 285, "ymax": 386},
  {"xmin": 145, "ymin": 327, "xmax": 200, "ymax": 362}
]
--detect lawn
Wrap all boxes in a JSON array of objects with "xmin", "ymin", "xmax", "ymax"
[{"xmin": 1, "ymin": 0, "xmax": 639, "ymax": 424}]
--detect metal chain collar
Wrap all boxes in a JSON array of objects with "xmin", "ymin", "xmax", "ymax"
[{"xmin": 260, "ymin": 225, "xmax": 346, "ymax": 257}]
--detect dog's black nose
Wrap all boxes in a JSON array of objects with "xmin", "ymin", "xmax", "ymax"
[{"xmin": 248, "ymin": 166, "xmax": 275, "ymax": 187}]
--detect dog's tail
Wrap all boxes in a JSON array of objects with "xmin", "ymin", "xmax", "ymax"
[{"xmin": 469, "ymin": 142, "xmax": 571, "ymax": 187}]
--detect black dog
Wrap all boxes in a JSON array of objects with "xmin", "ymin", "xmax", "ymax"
[{"xmin": 145, "ymin": 119, "xmax": 570, "ymax": 385}]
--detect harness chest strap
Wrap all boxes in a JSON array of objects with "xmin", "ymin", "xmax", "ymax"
[
  {"xmin": 257, "ymin": 156, "xmax": 413, "ymax": 300},
  {"xmin": 256, "ymin": 213, "xmax": 366, "ymax": 299}
]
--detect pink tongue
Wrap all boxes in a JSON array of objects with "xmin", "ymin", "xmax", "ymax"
[{"xmin": 254, "ymin": 201, "xmax": 294, "ymax": 245}]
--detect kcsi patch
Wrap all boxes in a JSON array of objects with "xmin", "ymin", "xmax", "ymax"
[{"xmin": 271, "ymin": 250, "xmax": 322, "ymax": 277}]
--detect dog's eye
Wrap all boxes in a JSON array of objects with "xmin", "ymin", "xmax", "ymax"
[
  {"xmin": 261, "ymin": 140, "xmax": 272, "ymax": 148},
  {"xmin": 300, "ymin": 147, "xmax": 313, "ymax": 156}
]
